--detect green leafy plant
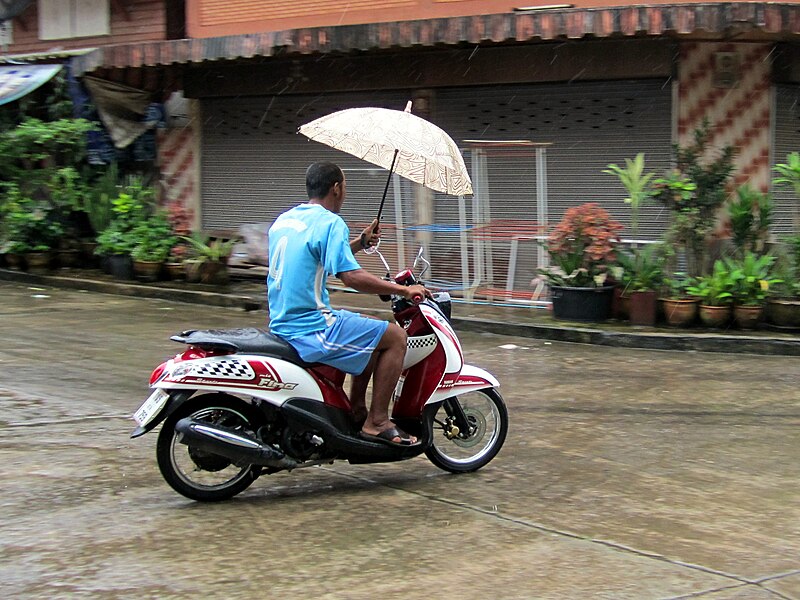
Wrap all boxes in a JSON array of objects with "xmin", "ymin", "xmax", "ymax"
[
  {"xmin": 95, "ymin": 221, "xmax": 137, "ymax": 256},
  {"xmin": 603, "ymin": 153, "xmax": 655, "ymax": 235},
  {"xmin": 94, "ymin": 179, "xmax": 157, "ymax": 256},
  {"xmin": 0, "ymin": 186, "xmax": 64, "ymax": 252},
  {"xmin": 724, "ymin": 252, "xmax": 781, "ymax": 306},
  {"xmin": 182, "ymin": 234, "xmax": 239, "ymax": 264},
  {"xmin": 652, "ymin": 119, "xmax": 736, "ymax": 276},
  {"xmin": 130, "ymin": 211, "xmax": 177, "ymax": 262},
  {"xmin": 686, "ymin": 259, "xmax": 735, "ymax": 306},
  {"xmin": 616, "ymin": 244, "xmax": 664, "ymax": 293},
  {"xmin": 662, "ymin": 272, "xmax": 696, "ymax": 300},
  {"xmin": 83, "ymin": 163, "xmax": 120, "ymax": 235},
  {"xmin": 773, "ymin": 151, "xmax": 800, "ymax": 231},
  {"xmin": 537, "ymin": 203, "xmax": 623, "ymax": 288},
  {"xmin": 728, "ymin": 185, "xmax": 772, "ymax": 256}
]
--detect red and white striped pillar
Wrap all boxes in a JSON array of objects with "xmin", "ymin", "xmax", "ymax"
[
  {"xmin": 157, "ymin": 94, "xmax": 201, "ymax": 230},
  {"xmin": 677, "ymin": 42, "xmax": 772, "ymax": 192}
]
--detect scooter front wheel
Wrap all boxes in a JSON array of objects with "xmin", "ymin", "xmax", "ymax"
[
  {"xmin": 156, "ymin": 393, "xmax": 263, "ymax": 502},
  {"xmin": 425, "ymin": 388, "xmax": 508, "ymax": 473}
]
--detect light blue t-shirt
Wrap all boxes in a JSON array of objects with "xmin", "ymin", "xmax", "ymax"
[{"xmin": 267, "ymin": 203, "xmax": 361, "ymax": 339}]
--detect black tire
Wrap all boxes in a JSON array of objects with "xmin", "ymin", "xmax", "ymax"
[
  {"xmin": 156, "ymin": 393, "xmax": 263, "ymax": 502},
  {"xmin": 425, "ymin": 388, "xmax": 508, "ymax": 473}
]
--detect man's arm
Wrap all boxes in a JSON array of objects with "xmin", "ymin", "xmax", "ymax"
[
  {"xmin": 338, "ymin": 268, "xmax": 428, "ymax": 301},
  {"xmin": 350, "ymin": 219, "xmax": 380, "ymax": 254}
]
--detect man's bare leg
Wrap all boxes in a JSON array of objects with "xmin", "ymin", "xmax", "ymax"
[
  {"xmin": 361, "ymin": 323, "xmax": 417, "ymax": 444},
  {"xmin": 349, "ymin": 353, "xmax": 376, "ymax": 424}
]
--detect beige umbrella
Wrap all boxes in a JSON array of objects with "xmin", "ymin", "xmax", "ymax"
[{"xmin": 298, "ymin": 101, "xmax": 473, "ymax": 221}]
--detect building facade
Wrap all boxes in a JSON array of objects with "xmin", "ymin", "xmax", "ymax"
[{"xmin": 12, "ymin": 2, "xmax": 800, "ymax": 293}]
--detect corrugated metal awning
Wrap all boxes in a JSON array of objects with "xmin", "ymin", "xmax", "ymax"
[
  {"xmin": 71, "ymin": 2, "xmax": 800, "ymax": 76},
  {"xmin": 0, "ymin": 64, "xmax": 61, "ymax": 105}
]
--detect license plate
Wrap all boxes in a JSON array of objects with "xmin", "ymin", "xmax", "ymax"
[{"xmin": 133, "ymin": 389, "xmax": 170, "ymax": 426}]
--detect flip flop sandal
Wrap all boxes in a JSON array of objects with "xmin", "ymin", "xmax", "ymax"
[{"xmin": 359, "ymin": 426, "xmax": 420, "ymax": 448}]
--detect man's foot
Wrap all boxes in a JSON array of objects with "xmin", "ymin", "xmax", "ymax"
[{"xmin": 359, "ymin": 425, "xmax": 420, "ymax": 447}]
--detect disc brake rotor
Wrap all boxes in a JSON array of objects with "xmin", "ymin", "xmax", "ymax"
[{"xmin": 451, "ymin": 407, "xmax": 487, "ymax": 448}]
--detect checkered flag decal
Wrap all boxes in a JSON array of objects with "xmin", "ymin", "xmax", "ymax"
[
  {"xmin": 407, "ymin": 334, "xmax": 437, "ymax": 350},
  {"xmin": 192, "ymin": 358, "xmax": 255, "ymax": 380}
]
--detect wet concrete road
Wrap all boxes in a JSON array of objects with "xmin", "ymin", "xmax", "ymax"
[{"xmin": 1, "ymin": 282, "xmax": 798, "ymax": 599}]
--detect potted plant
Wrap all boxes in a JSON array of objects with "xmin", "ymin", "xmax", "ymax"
[
  {"xmin": 129, "ymin": 211, "xmax": 176, "ymax": 282},
  {"xmin": 764, "ymin": 241, "xmax": 800, "ymax": 328},
  {"xmin": 652, "ymin": 120, "xmax": 735, "ymax": 277},
  {"xmin": 724, "ymin": 252, "xmax": 781, "ymax": 329},
  {"xmin": 537, "ymin": 203, "xmax": 623, "ymax": 322},
  {"xmin": 0, "ymin": 240, "xmax": 30, "ymax": 270},
  {"xmin": 165, "ymin": 243, "xmax": 189, "ymax": 280},
  {"xmin": 659, "ymin": 273, "xmax": 699, "ymax": 327},
  {"xmin": 616, "ymin": 244, "xmax": 664, "ymax": 326},
  {"xmin": 773, "ymin": 151, "xmax": 800, "ymax": 233},
  {"xmin": 603, "ymin": 152, "xmax": 654, "ymax": 237},
  {"xmin": 94, "ymin": 182, "xmax": 155, "ymax": 280},
  {"xmin": 686, "ymin": 259, "xmax": 735, "ymax": 327},
  {"xmin": 727, "ymin": 185, "xmax": 773, "ymax": 257},
  {"xmin": 95, "ymin": 222, "xmax": 136, "ymax": 279},
  {"xmin": 183, "ymin": 234, "xmax": 239, "ymax": 285},
  {"xmin": 1, "ymin": 187, "xmax": 64, "ymax": 273}
]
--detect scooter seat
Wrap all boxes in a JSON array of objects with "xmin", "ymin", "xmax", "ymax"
[{"xmin": 171, "ymin": 327, "xmax": 315, "ymax": 367}]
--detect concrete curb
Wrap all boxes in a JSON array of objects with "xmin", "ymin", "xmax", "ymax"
[
  {"xmin": 0, "ymin": 269, "xmax": 265, "ymax": 311},
  {"xmin": 3, "ymin": 268, "xmax": 799, "ymax": 356}
]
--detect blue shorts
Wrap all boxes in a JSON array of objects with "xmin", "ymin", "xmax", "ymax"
[{"xmin": 287, "ymin": 309, "xmax": 389, "ymax": 375}]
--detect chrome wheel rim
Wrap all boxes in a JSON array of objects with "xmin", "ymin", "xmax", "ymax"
[
  {"xmin": 433, "ymin": 391, "xmax": 501, "ymax": 464},
  {"xmin": 169, "ymin": 406, "xmax": 254, "ymax": 491}
]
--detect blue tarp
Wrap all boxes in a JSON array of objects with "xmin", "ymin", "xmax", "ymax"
[{"xmin": 0, "ymin": 64, "xmax": 61, "ymax": 106}]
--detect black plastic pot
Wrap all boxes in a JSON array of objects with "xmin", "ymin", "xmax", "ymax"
[
  {"xmin": 551, "ymin": 285, "xmax": 615, "ymax": 322},
  {"xmin": 108, "ymin": 254, "xmax": 134, "ymax": 280}
]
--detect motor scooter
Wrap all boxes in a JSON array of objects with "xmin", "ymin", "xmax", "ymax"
[{"xmin": 132, "ymin": 247, "xmax": 508, "ymax": 501}]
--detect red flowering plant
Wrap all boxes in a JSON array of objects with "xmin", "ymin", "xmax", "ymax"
[{"xmin": 536, "ymin": 203, "xmax": 624, "ymax": 288}]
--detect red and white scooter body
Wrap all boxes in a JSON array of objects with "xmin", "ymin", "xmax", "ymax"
[{"xmin": 136, "ymin": 299, "xmax": 497, "ymax": 431}]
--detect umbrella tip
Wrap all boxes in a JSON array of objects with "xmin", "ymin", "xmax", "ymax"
[{"xmin": 404, "ymin": 100, "xmax": 412, "ymax": 113}]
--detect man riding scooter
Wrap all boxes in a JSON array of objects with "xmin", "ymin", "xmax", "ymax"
[{"xmin": 267, "ymin": 161, "xmax": 431, "ymax": 447}]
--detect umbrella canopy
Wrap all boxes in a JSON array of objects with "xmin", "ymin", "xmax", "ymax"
[{"xmin": 298, "ymin": 102, "xmax": 473, "ymax": 206}]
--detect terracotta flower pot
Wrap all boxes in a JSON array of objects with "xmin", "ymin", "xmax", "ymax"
[
  {"xmin": 698, "ymin": 304, "xmax": 731, "ymax": 328},
  {"xmin": 133, "ymin": 260, "xmax": 163, "ymax": 282},
  {"xmin": 199, "ymin": 260, "xmax": 229, "ymax": 285},
  {"xmin": 660, "ymin": 298, "xmax": 698, "ymax": 327},
  {"xmin": 5, "ymin": 253, "xmax": 26, "ymax": 271},
  {"xmin": 628, "ymin": 290, "xmax": 657, "ymax": 326},
  {"xmin": 165, "ymin": 261, "xmax": 184, "ymax": 280},
  {"xmin": 733, "ymin": 304, "xmax": 763, "ymax": 330},
  {"xmin": 764, "ymin": 298, "xmax": 800, "ymax": 329},
  {"xmin": 25, "ymin": 251, "xmax": 52, "ymax": 274}
]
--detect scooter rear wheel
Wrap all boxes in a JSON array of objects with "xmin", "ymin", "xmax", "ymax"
[
  {"xmin": 425, "ymin": 388, "xmax": 507, "ymax": 473},
  {"xmin": 156, "ymin": 394, "xmax": 263, "ymax": 502}
]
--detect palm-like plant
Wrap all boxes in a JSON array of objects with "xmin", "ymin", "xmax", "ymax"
[
  {"xmin": 773, "ymin": 151, "xmax": 800, "ymax": 232},
  {"xmin": 724, "ymin": 252, "xmax": 781, "ymax": 306},
  {"xmin": 603, "ymin": 153, "xmax": 654, "ymax": 236}
]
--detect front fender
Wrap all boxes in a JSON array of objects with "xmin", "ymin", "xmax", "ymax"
[
  {"xmin": 130, "ymin": 390, "xmax": 194, "ymax": 438},
  {"xmin": 427, "ymin": 364, "xmax": 499, "ymax": 404}
]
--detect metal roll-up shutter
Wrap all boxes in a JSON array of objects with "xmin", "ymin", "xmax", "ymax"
[
  {"xmin": 432, "ymin": 79, "xmax": 672, "ymax": 294},
  {"xmin": 200, "ymin": 91, "xmax": 418, "ymax": 228},
  {"xmin": 773, "ymin": 84, "xmax": 800, "ymax": 236},
  {"xmin": 200, "ymin": 91, "xmax": 419, "ymax": 275}
]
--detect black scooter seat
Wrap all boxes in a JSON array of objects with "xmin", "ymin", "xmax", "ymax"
[{"xmin": 171, "ymin": 327, "xmax": 315, "ymax": 367}]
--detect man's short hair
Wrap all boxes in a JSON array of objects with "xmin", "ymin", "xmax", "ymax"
[{"xmin": 306, "ymin": 162, "xmax": 343, "ymax": 199}]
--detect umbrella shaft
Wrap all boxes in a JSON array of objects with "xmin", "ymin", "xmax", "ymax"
[{"xmin": 377, "ymin": 149, "xmax": 399, "ymax": 223}]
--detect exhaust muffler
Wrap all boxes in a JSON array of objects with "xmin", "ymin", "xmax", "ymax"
[{"xmin": 174, "ymin": 417, "xmax": 297, "ymax": 469}]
